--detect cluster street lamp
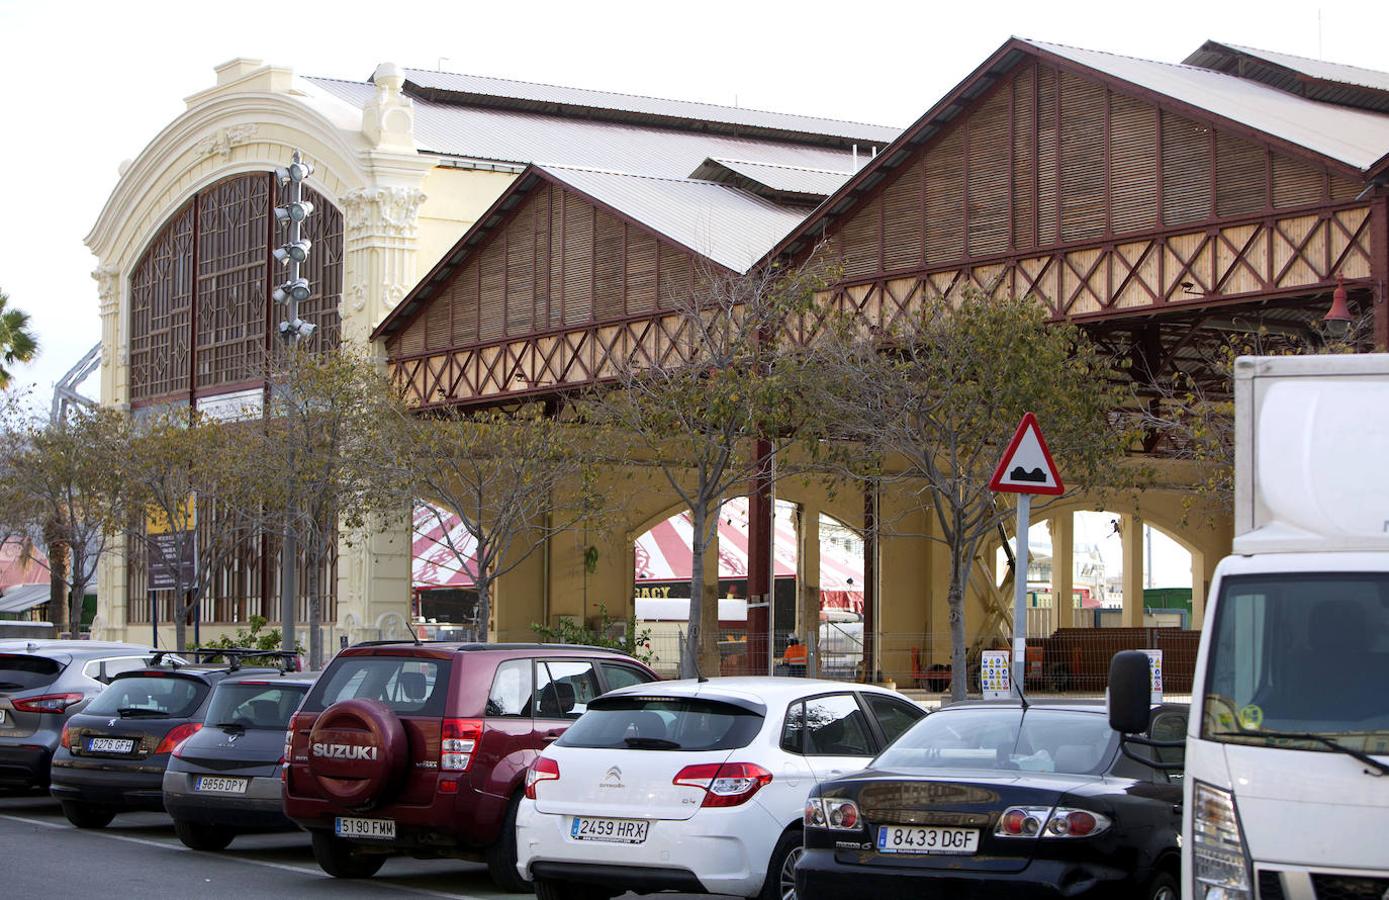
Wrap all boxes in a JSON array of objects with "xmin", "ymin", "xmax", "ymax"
[{"xmin": 275, "ymin": 151, "xmax": 315, "ymax": 655}]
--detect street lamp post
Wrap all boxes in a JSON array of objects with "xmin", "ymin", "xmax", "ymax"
[{"xmin": 274, "ymin": 151, "xmax": 316, "ymax": 658}]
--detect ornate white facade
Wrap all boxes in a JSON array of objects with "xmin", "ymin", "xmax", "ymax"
[{"xmin": 85, "ymin": 58, "xmax": 507, "ymax": 646}]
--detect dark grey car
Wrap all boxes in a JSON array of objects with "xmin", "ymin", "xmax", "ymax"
[
  {"xmin": 162, "ymin": 670, "xmax": 318, "ymax": 851},
  {"xmin": 0, "ymin": 641, "xmax": 162, "ymax": 790}
]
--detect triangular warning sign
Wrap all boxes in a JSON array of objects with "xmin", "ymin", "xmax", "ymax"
[{"xmin": 989, "ymin": 412, "xmax": 1065, "ymax": 495}]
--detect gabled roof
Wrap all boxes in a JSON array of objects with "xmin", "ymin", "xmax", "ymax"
[
  {"xmin": 1027, "ymin": 39, "xmax": 1389, "ymax": 171},
  {"xmin": 395, "ymin": 68, "xmax": 900, "ymax": 148},
  {"xmin": 1185, "ymin": 40, "xmax": 1389, "ymax": 112},
  {"xmin": 373, "ymin": 164, "xmax": 809, "ymax": 341},
  {"xmin": 539, "ymin": 165, "xmax": 805, "ymax": 272},
  {"xmin": 767, "ymin": 36, "xmax": 1388, "ymax": 266},
  {"xmin": 304, "ymin": 73, "xmax": 898, "ymax": 179},
  {"xmin": 688, "ymin": 158, "xmax": 850, "ymax": 205}
]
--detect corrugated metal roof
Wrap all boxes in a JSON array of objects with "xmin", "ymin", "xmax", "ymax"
[
  {"xmin": 538, "ymin": 165, "xmax": 805, "ymax": 273},
  {"xmin": 1218, "ymin": 43, "xmax": 1389, "ymax": 94},
  {"xmin": 305, "ymin": 77, "xmax": 883, "ymax": 178},
  {"xmin": 1024, "ymin": 38, "xmax": 1389, "ymax": 171},
  {"xmin": 397, "ymin": 68, "xmax": 900, "ymax": 146},
  {"xmin": 691, "ymin": 158, "xmax": 850, "ymax": 198}
]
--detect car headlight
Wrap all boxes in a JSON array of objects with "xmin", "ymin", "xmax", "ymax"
[{"xmin": 1192, "ymin": 781, "xmax": 1251, "ymax": 900}]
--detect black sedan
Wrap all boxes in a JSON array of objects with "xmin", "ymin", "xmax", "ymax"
[
  {"xmin": 162, "ymin": 670, "xmax": 317, "ymax": 850},
  {"xmin": 49, "ymin": 650, "xmax": 294, "ymax": 829},
  {"xmin": 796, "ymin": 700, "xmax": 1185, "ymax": 900}
]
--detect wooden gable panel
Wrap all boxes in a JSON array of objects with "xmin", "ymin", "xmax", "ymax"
[
  {"xmin": 821, "ymin": 55, "xmax": 1364, "ymax": 287},
  {"xmin": 505, "ymin": 201, "xmax": 536, "ymax": 334},
  {"xmin": 562, "ymin": 188, "xmax": 594, "ymax": 325},
  {"xmin": 626, "ymin": 228, "xmax": 659, "ymax": 314},
  {"xmin": 594, "ymin": 209, "xmax": 625, "ymax": 320}
]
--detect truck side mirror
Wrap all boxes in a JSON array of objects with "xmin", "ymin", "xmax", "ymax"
[{"xmin": 1108, "ymin": 651, "xmax": 1151, "ymax": 734}]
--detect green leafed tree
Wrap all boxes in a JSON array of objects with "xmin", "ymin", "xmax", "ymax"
[
  {"xmin": 584, "ymin": 261, "xmax": 838, "ymax": 678},
  {"xmin": 0, "ymin": 291, "xmax": 38, "ymax": 389},
  {"xmin": 375, "ymin": 400, "xmax": 608, "ymax": 644},
  {"xmin": 0, "ymin": 397, "xmax": 125, "ymax": 634},
  {"xmin": 818, "ymin": 290, "xmax": 1137, "ymax": 700},
  {"xmin": 257, "ymin": 346, "xmax": 401, "ymax": 668}
]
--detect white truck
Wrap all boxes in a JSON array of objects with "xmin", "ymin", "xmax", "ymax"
[{"xmin": 1153, "ymin": 354, "xmax": 1389, "ymax": 899}]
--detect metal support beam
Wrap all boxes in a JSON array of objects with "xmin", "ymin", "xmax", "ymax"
[{"xmin": 745, "ymin": 438, "xmax": 774, "ymax": 676}]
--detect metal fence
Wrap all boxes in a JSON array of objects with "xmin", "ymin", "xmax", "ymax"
[{"xmin": 631, "ymin": 625, "xmax": 1198, "ymax": 698}]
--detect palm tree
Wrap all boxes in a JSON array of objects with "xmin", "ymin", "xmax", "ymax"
[{"xmin": 0, "ymin": 290, "xmax": 38, "ymax": 389}]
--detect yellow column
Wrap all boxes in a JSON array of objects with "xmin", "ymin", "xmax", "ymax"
[
  {"xmin": 1121, "ymin": 514, "xmax": 1145, "ymax": 627},
  {"xmin": 1049, "ymin": 512, "xmax": 1074, "ymax": 629}
]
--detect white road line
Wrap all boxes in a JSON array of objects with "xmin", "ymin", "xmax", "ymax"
[{"xmin": 0, "ymin": 813, "xmax": 494, "ymax": 900}]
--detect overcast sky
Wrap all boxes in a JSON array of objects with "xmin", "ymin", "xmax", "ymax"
[{"xmin": 2, "ymin": 0, "xmax": 1385, "ymax": 399}]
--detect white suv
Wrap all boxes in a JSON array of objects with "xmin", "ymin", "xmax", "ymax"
[{"xmin": 515, "ymin": 677, "xmax": 925, "ymax": 900}]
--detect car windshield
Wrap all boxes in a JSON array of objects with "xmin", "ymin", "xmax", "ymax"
[
  {"xmin": 1203, "ymin": 574, "xmax": 1389, "ymax": 752},
  {"xmin": 205, "ymin": 682, "xmax": 309, "ymax": 729},
  {"xmin": 0, "ymin": 654, "xmax": 63, "ymax": 691},
  {"xmin": 558, "ymin": 697, "xmax": 764, "ymax": 751},
  {"xmin": 874, "ymin": 708, "xmax": 1116, "ymax": 775},
  {"xmin": 85, "ymin": 675, "xmax": 208, "ymax": 718},
  {"xmin": 305, "ymin": 656, "xmax": 449, "ymax": 716}
]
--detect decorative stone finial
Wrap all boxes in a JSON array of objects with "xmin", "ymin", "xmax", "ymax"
[{"xmin": 364, "ymin": 62, "xmax": 415, "ymax": 152}]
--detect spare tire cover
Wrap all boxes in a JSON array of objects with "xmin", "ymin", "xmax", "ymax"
[{"xmin": 307, "ymin": 698, "xmax": 408, "ymax": 808}]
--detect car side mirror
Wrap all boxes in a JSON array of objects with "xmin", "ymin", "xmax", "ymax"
[{"xmin": 1108, "ymin": 651, "xmax": 1151, "ymax": 735}]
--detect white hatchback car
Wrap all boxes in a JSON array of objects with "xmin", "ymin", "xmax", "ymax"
[{"xmin": 515, "ymin": 677, "xmax": 925, "ymax": 900}]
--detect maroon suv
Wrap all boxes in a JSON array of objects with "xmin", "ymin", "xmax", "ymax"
[{"xmin": 282, "ymin": 642, "xmax": 657, "ymax": 890}]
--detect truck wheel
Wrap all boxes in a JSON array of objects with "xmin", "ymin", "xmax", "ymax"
[
  {"xmin": 1144, "ymin": 871, "xmax": 1179, "ymax": 900},
  {"xmin": 60, "ymin": 801, "xmax": 115, "ymax": 829},
  {"xmin": 174, "ymin": 819, "xmax": 236, "ymax": 851},
  {"xmin": 485, "ymin": 792, "xmax": 532, "ymax": 893},
  {"xmin": 311, "ymin": 831, "xmax": 387, "ymax": 879},
  {"xmin": 534, "ymin": 880, "xmax": 610, "ymax": 900}
]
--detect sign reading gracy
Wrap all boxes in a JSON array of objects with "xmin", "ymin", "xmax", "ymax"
[{"xmin": 989, "ymin": 413, "xmax": 1064, "ymax": 695}]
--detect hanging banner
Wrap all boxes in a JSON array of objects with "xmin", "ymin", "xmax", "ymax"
[{"xmin": 980, "ymin": 650, "xmax": 1012, "ymax": 700}]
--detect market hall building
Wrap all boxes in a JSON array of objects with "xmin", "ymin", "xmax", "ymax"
[{"xmin": 89, "ymin": 39, "xmax": 1389, "ymax": 685}]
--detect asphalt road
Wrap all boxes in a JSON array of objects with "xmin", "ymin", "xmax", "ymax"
[{"xmin": 0, "ymin": 793, "xmax": 712, "ymax": 899}]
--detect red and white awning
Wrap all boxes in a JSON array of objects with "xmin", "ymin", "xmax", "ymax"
[{"xmin": 412, "ymin": 504, "xmax": 478, "ymax": 590}]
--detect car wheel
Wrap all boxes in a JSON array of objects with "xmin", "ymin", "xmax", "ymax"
[
  {"xmin": 485, "ymin": 792, "xmax": 532, "ymax": 893},
  {"xmin": 59, "ymin": 800, "xmax": 115, "ymax": 829},
  {"xmin": 759, "ymin": 828, "xmax": 804, "ymax": 900},
  {"xmin": 311, "ymin": 830, "xmax": 387, "ymax": 879},
  {"xmin": 534, "ymin": 879, "xmax": 610, "ymax": 900},
  {"xmin": 1145, "ymin": 870, "xmax": 1179, "ymax": 900},
  {"xmin": 174, "ymin": 819, "xmax": 236, "ymax": 851}
]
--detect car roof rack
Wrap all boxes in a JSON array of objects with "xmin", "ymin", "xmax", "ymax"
[
  {"xmin": 348, "ymin": 639, "xmax": 626, "ymax": 654},
  {"xmin": 149, "ymin": 648, "xmax": 301, "ymax": 673}
]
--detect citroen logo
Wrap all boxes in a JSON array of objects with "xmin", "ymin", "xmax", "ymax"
[{"xmin": 600, "ymin": 766, "xmax": 624, "ymax": 788}]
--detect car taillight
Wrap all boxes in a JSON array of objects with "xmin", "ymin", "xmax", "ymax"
[
  {"xmin": 60, "ymin": 724, "xmax": 72, "ymax": 750},
  {"xmin": 805, "ymin": 797, "xmax": 860, "ymax": 830},
  {"xmin": 525, "ymin": 756, "xmax": 560, "ymax": 799},
  {"xmin": 11, "ymin": 692, "xmax": 84, "ymax": 714},
  {"xmin": 441, "ymin": 718, "xmax": 482, "ymax": 772},
  {"xmin": 285, "ymin": 712, "xmax": 311, "ymax": 766},
  {"xmin": 1043, "ymin": 808, "xmax": 1110, "ymax": 838},
  {"xmin": 995, "ymin": 806, "xmax": 1053, "ymax": 837},
  {"xmin": 673, "ymin": 762, "xmax": 773, "ymax": 808},
  {"xmin": 155, "ymin": 722, "xmax": 202, "ymax": 755}
]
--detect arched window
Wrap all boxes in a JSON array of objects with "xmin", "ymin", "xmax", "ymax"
[{"xmin": 127, "ymin": 172, "xmax": 342, "ymax": 405}]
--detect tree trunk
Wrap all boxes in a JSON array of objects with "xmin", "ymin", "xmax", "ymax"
[
  {"xmin": 306, "ymin": 549, "xmax": 322, "ymax": 669},
  {"xmin": 45, "ymin": 523, "xmax": 68, "ymax": 636},
  {"xmin": 476, "ymin": 579, "xmax": 491, "ymax": 643},
  {"xmin": 683, "ymin": 503, "xmax": 707, "ymax": 679},
  {"xmin": 174, "ymin": 590, "xmax": 188, "ymax": 651},
  {"xmin": 947, "ymin": 543, "xmax": 970, "ymax": 702}
]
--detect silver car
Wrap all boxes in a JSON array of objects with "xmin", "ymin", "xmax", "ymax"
[{"xmin": 0, "ymin": 641, "xmax": 163, "ymax": 789}]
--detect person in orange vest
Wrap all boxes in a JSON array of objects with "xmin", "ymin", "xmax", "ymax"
[{"xmin": 784, "ymin": 637, "xmax": 808, "ymax": 677}]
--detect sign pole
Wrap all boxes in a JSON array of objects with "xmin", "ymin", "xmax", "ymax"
[{"xmin": 1012, "ymin": 494, "xmax": 1031, "ymax": 694}]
